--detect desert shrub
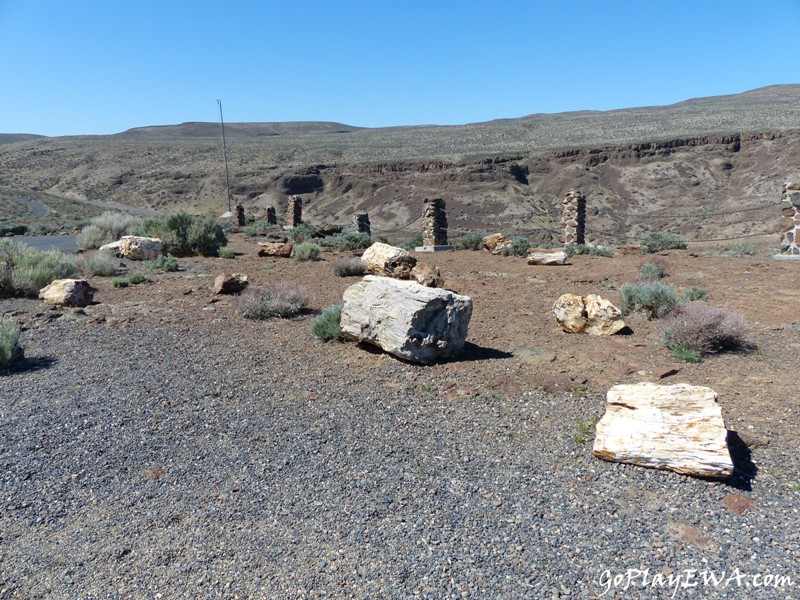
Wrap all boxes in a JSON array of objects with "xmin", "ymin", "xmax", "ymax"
[
  {"xmin": 76, "ymin": 252, "xmax": 118, "ymax": 277},
  {"xmin": 112, "ymin": 277, "xmax": 129, "ymax": 288},
  {"xmin": 311, "ymin": 304, "xmax": 343, "ymax": 342},
  {"xmin": 683, "ymin": 286, "xmax": 708, "ymax": 302},
  {"xmin": 319, "ymin": 232, "xmax": 373, "ymax": 251},
  {"xmin": 725, "ymin": 241, "xmax": 757, "ymax": 257},
  {"xmin": 127, "ymin": 272, "xmax": 150, "ymax": 285},
  {"xmin": 144, "ymin": 254, "xmax": 179, "ymax": 272},
  {"xmin": 187, "ymin": 216, "xmax": 227, "ymax": 257},
  {"xmin": 77, "ymin": 211, "xmax": 141, "ymax": 250},
  {"xmin": 132, "ymin": 216, "xmax": 169, "ymax": 239},
  {"xmin": 640, "ymin": 232, "xmax": 688, "ymax": 254},
  {"xmin": 565, "ymin": 243, "xmax": 614, "ymax": 257},
  {"xmin": 619, "ymin": 281, "xmax": 679, "ymax": 319},
  {"xmin": 285, "ymin": 223, "xmax": 317, "ymax": 243},
  {"xmin": 244, "ymin": 220, "xmax": 276, "ymax": 237},
  {"xmin": 455, "ymin": 232, "xmax": 487, "ymax": 251},
  {"xmin": 164, "ymin": 211, "xmax": 194, "ymax": 256},
  {"xmin": 0, "ymin": 224, "xmax": 28, "ymax": 236},
  {"xmin": 293, "ymin": 242, "xmax": 320, "ymax": 262},
  {"xmin": 332, "ymin": 257, "xmax": 367, "ymax": 277},
  {"xmin": 671, "ymin": 345, "xmax": 702, "ymax": 363},
  {"xmin": 236, "ymin": 284, "xmax": 309, "ymax": 319},
  {"xmin": 400, "ymin": 231, "xmax": 424, "ymax": 251},
  {"xmin": 501, "ymin": 236, "xmax": 531, "ymax": 257},
  {"xmin": 0, "ymin": 240, "xmax": 77, "ymax": 297},
  {"xmin": 218, "ymin": 246, "xmax": 236, "ymax": 259},
  {"xmin": 638, "ymin": 261, "xmax": 668, "ymax": 281},
  {"xmin": 0, "ymin": 316, "xmax": 23, "ymax": 369},
  {"xmin": 659, "ymin": 303, "xmax": 747, "ymax": 355}
]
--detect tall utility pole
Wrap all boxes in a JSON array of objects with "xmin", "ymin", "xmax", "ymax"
[{"xmin": 217, "ymin": 99, "xmax": 233, "ymax": 212}]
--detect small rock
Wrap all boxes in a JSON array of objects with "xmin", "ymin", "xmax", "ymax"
[
  {"xmin": 213, "ymin": 273, "xmax": 249, "ymax": 295},
  {"xmin": 482, "ymin": 233, "xmax": 512, "ymax": 255},
  {"xmin": 721, "ymin": 493, "xmax": 752, "ymax": 515},
  {"xmin": 410, "ymin": 262, "xmax": 443, "ymax": 287},
  {"xmin": 257, "ymin": 241, "xmax": 293, "ymax": 258},
  {"xmin": 552, "ymin": 293, "xmax": 626, "ymax": 336},
  {"xmin": 99, "ymin": 236, "xmax": 162, "ymax": 260},
  {"xmin": 527, "ymin": 250, "xmax": 568, "ymax": 265},
  {"xmin": 666, "ymin": 520, "xmax": 718, "ymax": 551}
]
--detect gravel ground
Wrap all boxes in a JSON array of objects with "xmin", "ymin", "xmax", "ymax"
[{"xmin": 1, "ymin": 305, "xmax": 798, "ymax": 599}]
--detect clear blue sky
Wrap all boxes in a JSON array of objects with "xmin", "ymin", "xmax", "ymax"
[{"xmin": 1, "ymin": 0, "xmax": 798, "ymax": 136}]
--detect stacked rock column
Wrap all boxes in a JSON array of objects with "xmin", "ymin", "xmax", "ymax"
[
  {"xmin": 286, "ymin": 195, "xmax": 302, "ymax": 227},
  {"xmin": 561, "ymin": 190, "xmax": 585, "ymax": 245},
  {"xmin": 421, "ymin": 198, "xmax": 448, "ymax": 246},
  {"xmin": 266, "ymin": 206, "xmax": 277, "ymax": 225},
  {"xmin": 353, "ymin": 213, "xmax": 371, "ymax": 237},
  {"xmin": 780, "ymin": 180, "xmax": 800, "ymax": 255}
]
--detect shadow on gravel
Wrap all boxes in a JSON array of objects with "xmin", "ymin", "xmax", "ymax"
[
  {"xmin": 455, "ymin": 342, "xmax": 514, "ymax": 362},
  {"xmin": 724, "ymin": 430, "xmax": 758, "ymax": 491},
  {"xmin": 1, "ymin": 356, "xmax": 58, "ymax": 375}
]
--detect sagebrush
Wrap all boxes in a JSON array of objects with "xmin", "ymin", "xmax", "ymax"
[
  {"xmin": 640, "ymin": 232, "xmax": 687, "ymax": 253},
  {"xmin": 332, "ymin": 257, "xmax": 367, "ymax": 277},
  {"xmin": 319, "ymin": 232, "xmax": 373, "ymax": 251},
  {"xmin": 236, "ymin": 285, "xmax": 309, "ymax": 319},
  {"xmin": 619, "ymin": 281, "xmax": 679, "ymax": 319},
  {"xmin": 0, "ymin": 316, "xmax": 23, "ymax": 369},
  {"xmin": 77, "ymin": 211, "xmax": 141, "ymax": 250},
  {"xmin": 0, "ymin": 240, "xmax": 77, "ymax": 297},
  {"xmin": 311, "ymin": 304, "xmax": 343, "ymax": 342},
  {"xmin": 293, "ymin": 242, "xmax": 320, "ymax": 262},
  {"xmin": 501, "ymin": 236, "xmax": 531, "ymax": 257},
  {"xmin": 76, "ymin": 252, "xmax": 118, "ymax": 277},
  {"xmin": 659, "ymin": 303, "xmax": 747, "ymax": 354},
  {"xmin": 455, "ymin": 232, "xmax": 487, "ymax": 251},
  {"xmin": 565, "ymin": 244, "xmax": 614, "ymax": 257}
]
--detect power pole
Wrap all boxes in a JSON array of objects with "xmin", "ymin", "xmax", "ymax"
[{"xmin": 217, "ymin": 99, "xmax": 233, "ymax": 212}]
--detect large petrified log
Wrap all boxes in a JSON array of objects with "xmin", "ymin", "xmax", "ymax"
[
  {"xmin": 340, "ymin": 275, "xmax": 472, "ymax": 363},
  {"xmin": 361, "ymin": 242, "xmax": 417, "ymax": 279},
  {"xmin": 257, "ymin": 241, "xmax": 293, "ymax": 258},
  {"xmin": 552, "ymin": 293, "xmax": 626, "ymax": 335},
  {"xmin": 39, "ymin": 279, "xmax": 93, "ymax": 307},
  {"xmin": 527, "ymin": 250, "xmax": 568, "ymax": 265},
  {"xmin": 100, "ymin": 236, "xmax": 162, "ymax": 260},
  {"xmin": 593, "ymin": 382, "xmax": 734, "ymax": 478}
]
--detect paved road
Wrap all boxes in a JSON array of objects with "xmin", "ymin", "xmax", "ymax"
[{"xmin": 9, "ymin": 235, "xmax": 79, "ymax": 254}]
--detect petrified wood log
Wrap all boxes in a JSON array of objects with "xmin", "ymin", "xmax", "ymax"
[{"xmin": 361, "ymin": 242, "xmax": 417, "ymax": 279}]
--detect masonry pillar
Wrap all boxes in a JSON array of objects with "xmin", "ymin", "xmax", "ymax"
[
  {"xmin": 353, "ymin": 213, "xmax": 371, "ymax": 236},
  {"xmin": 779, "ymin": 179, "xmax": 800, "ymax": 256},
  {"xmin": 561, "ymin": 190, "xmax": 586, "ymax": 245},
  {"xmin": 422, "ymin": 198, "xmax": 449, "ymax": 246},
  {"xmin": 266, "ymin": 206, "xmax": 277, "ymax": 225},
  {"xmin": 286, "ymin": 195, "xmax": 302, "ymax": 228},
  {"xmin": 235, "ymin": 203, "xmax": 245, "ymax": 227}
]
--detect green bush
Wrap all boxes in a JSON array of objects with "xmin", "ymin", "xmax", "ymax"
[
  {"xmin": 638, "ymin": 262, "xmax": 667, "ymax": 281},
  {"xmin": 0, "ymin": 316, "xmax": 23, "ymax": 369},
  {"xmin": 165, "ymin": 212, "xmax": 193, "ymax": 256},
  {"xmin": 640, "ymin": 232, "xmax": 688, "ymax": 254},
  {"xmin": 127, "ymin": 272, "xmax": 150, "ymax": 285},
  {"xmin": 455, "ymin": 232, "xmax": 487, "ymax": 251},
  {"xmin": 293, "ymin": 242, "xmax": 320, "ymax": 262},
  {"xmin": 726, "ymin": 241, "xmax": 757, "ymax": 257},
  {"xmin": 218, "ymin": 246, "xmax": 236, "ymax": 259},
  {"xmin": 319, "ymin": 232, "xmax": 373, "ymax": 251},
  {"xmin": 236, "ymin": 284, "xmax": 309, "ymax": 319},
  {"xmin": 112, "ymin": 277, "xmax": 129, "ymax": 288},
  {"xmin": 311, "ymin": 304, "xmax": 343, "ymax": 342},
  {"xmin": 76, "ymin": 252, "xmax": 118, "ymax": 277},
  {"xmin": 619, "ymin": 281, "xmax": 680, "ymax": 319},
  {"xmin": 671, "ymin": 345, "xmax": 702, "ymax": 363},
  {"xmin": 77, "ymin": 211, "xmax": 142, "ymax": 250},
  {"xmin": 144, "ymin": 255, "xmax": 177, "ymax": 272},
  {"xmin": 659, "ymin": 303, "xmax": 747, "ymax": 355},
  {"xmin": 132, "ymin": 216, "xmax": 169, "ymax": 239},
  {"xmin": 187, "ymin": 216, "xmax": 228, "ymax": 257},
  {"xmin": 683, "ymin": 286, "xmax": 708, "ymax": 302},
  {"xmin": 0, "ymin": 224, "xmax": 28, "ymax": 236},
  {"xmin": 332, "ymin": 257, "xmax": 367, "ymax": 277},
  {"xmin": 244, "ymin": 220, "xmax": 276, "ymax": 237},
  {"xmin": 501, "ymin": 236, "xmax": 530, "ymax": 257},
  {"xmin": 565, "ymin": 244, "xmax": 614, "ymax": 257},
  {"xmin": 0, "ymin": 240, "xmax": 78, "ymax": 297},
  {"xmin": 285, "ymin": 223, "xmax": 317, "ymax": 242}
]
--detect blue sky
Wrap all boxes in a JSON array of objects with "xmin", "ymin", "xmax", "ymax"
[{"xmin": 1, "ymin": 1, "xmax": 798, "ymax": 136}]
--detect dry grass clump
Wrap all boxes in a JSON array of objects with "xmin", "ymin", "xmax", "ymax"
[
  {"xmin": 236, "ymin": 284, "xmax": 309, "ymax": 319},
  {"xmin": 332, "ymin": 257, "xmax": 367, "ymax": 277},
  {"xmin": 659, "ymin": 303, "xmax": 747, "ymax": 359},
  {"xmin": 619, "ymin": 281, "xmax": 679, "ymax": 319},
  {"xmin": 0, "ymin": 316, "xmax": 23, "ymax": 369},
  {"xmin": 293, "ymin": 242, "xmax": 320, "ymax": 262},
  {"xmin": 76, "ymin": 252, "xmax": 118, "ymax": 277},
  {"xmin": 77, "ymin": 211, "xmax": 141, "ymax": 250},
  {"xmin": 0, "ymin": 240, "xmax": 78, "ymax": 297}
]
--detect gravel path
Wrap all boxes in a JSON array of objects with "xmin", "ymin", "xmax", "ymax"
[{"xmin": 1, "ymin": 302, "xmax": 797, "ymax": 599}]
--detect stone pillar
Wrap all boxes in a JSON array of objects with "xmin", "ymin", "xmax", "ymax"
[
  {"xmin": 561, "ymin": 190, "xmax": 585, "ymax": 245},
  {"xmin": 266, "ymin": 206, "xmax": 277, "ymax": 225},
  {"xmin": 779, "ymin": 180, "xmax": 800, "ymax": 255},
  {"xmin": 286, "ymin": 195, "xmax": 302, "ymax": 228},
  {"xmin": 421, "ymin": 197, "xmax": 448, "ymax": 247},
  {"xmin": 353, "ymin": 213, "xmax": 371, "ymax": 236},
  {"xmin": 235, "ymin": 204, "xmax": 245, "ymax": 227}
]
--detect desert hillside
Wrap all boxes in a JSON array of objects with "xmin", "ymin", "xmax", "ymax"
[{"xmin": 2, "ymin": 85, "xmax": 799, "ymax": 245}]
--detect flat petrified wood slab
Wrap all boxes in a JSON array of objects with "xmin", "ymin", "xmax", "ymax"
[{"xmin": 593, "ymin": 382, "xmax": 734, "ymax": 478}]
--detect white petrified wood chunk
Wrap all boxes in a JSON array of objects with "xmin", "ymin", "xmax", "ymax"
[
  {"xmin": 361, "ymin": 242, "xmax": 417, "ymax": 279},
  {"xmin": 100, "ymin": 236, "xmax": 162, "ymax": 260},
  {"xmin": 340, "ymin": 275, "xmax": 472, "ymax": 363},
  {"xmin": 552, "ymin": 293, "xmax": 626, "ymax": 335},
  {"xmin": 482, "ymin": 233, "xmax": 512, "ymax": 255},
  {"xmin": 527, "ymin": 250, "xmax": 568, "ymax": 265},
  {"xmin": 593, "ymin": 383, "xmax": 734, "ymax": 478},
  {"xmin": 39, "ymin": 279, "xmax": 93, "ymax": 307}
]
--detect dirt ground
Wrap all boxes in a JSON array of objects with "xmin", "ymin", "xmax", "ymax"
[{"xmin": 18, "ymin": 236, "xmax": 799, "ymax": 486}]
